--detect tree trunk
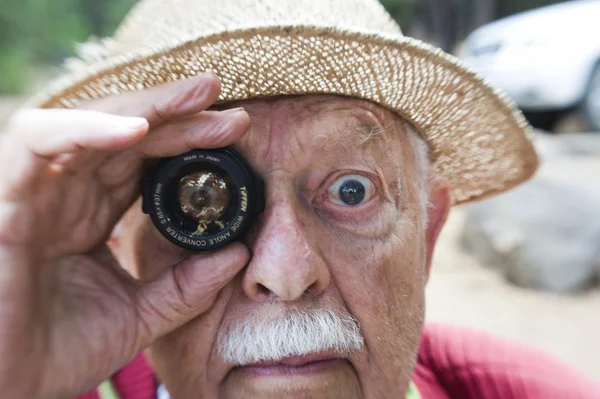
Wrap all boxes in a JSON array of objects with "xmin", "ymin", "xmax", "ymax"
[
  {"xmin": 425, "ymin": 0, "xmax": 457, "ymax": 52},
  {"xmin": 473, "ymin": 0, "xmax": 498, "ymax": 29}
]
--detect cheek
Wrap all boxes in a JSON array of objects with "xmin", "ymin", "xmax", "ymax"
[
  {"xmin": 327, "ymin": 214, "xmax": 425, "ymax": 305},
  {"xmin": 325, "ymin": 219, "xmax": 426, "ymax": 393},
  {"xmin": 325, "ymin": 213, "xmax": 426, "ymax": 347}
]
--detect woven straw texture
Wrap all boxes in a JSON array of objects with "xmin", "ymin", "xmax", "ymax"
[{"xmin": 33, "ymin": 0, "xmax": 538, "ymax": 204}]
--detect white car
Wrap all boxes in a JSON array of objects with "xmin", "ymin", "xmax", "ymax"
[{"xmin": 459, "ymin": 0, "xmax": 600, "ymax": 131}]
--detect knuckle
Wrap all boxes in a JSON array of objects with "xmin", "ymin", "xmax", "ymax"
[
  {"xmin": 176, "ymin": 76, "xmax": 220, "ymax": 108},
  {"xmin": 182, "ymin": 125, "xmax": 199, "ymax": 150},
  {"xmin": 172, "ymin": 263, "xmax": 220, "ymax": 312},
  {"xmin": 150, "ymin": 102, "xmax": 169, "ymax": 125},
  {"xmin": 209, "ymin": 120, "xmax": 236, "ymax": 146},
  {"xmin": 171, "ymin": 266, "xmax": 203, "ymax": 312}
]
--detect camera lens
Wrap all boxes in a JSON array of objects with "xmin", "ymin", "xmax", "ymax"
[
  {"xmin": 178, "ymin": 171, "xmax": 230, "ymax": 227},
  {"xmin": 142, "ymin": 148, "xmax": 264, "ymax": 251}
]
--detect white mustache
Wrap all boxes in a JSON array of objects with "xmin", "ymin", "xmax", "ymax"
[{"xmin": 217, "ymin": 308, "xmax": 365, "ymax": 366}]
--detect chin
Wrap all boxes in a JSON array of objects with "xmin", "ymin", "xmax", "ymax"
[{"xmin": 220, "ymin": 358, "xmax": 362, "ymax": 399}]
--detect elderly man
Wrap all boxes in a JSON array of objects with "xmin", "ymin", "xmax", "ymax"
[{"xmin": 1, "ymin": 0, "xmax": 599, "ymax": 398}]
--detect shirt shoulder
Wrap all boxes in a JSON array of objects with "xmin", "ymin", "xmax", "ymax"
[
  {"xmin": 77, "ymin": 353, "xmax": 156, "ymax": 399},
  {"xmin": 415, "ymin": 322, "xmax": 600, "ymax": 399}
]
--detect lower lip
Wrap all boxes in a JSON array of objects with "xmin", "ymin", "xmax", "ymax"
[{"xmin": 237, "ymin": 359, "xmax": 348, "ymax": 377}]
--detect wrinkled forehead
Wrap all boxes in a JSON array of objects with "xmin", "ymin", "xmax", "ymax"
[{"xmin": 217, "ymin": 95, "xmax": 410, "ymax": 167}]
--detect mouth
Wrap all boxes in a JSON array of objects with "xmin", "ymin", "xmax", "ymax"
[{"xmin": 234, "ymin": 352, "xmax": 348, "ymax": 377}]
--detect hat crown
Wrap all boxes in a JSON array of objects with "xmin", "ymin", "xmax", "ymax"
[{"xmin": 114, "ymin": 0, "xmax": 402, "ymax": 51}]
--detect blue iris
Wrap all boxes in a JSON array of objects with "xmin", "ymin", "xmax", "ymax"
[{"xmin": 339, "ymin": 179, "xmax": 366, "ymax": 205}]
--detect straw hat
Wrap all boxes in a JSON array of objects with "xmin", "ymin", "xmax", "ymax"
[{"xmin": 33, "ymin": 0, "xmax": 538, "ymax": 204}]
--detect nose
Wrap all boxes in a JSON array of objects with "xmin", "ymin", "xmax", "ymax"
[{"xmin": 242, "ymin": 203, "xmax": 330, "ymax": 302}]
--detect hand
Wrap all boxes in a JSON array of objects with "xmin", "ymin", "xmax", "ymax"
[{"xmin": 0, "ymin": 73, "xmax": 251, "ymax": 399}]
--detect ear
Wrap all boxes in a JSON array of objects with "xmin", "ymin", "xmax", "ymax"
[{"xmin": 424, "ymin": 177, "xmax": 451, "ymax": 280}]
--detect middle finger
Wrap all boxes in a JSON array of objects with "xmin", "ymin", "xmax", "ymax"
[{"xmin": 96, "ymin": 108, "xmax": 250, "ymax": 186}]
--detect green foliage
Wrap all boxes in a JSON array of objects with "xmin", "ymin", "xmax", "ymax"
[
  {"xmin": 379, "ymin": 0, "xmax": 419, "ymax": 30},
  {"xmin": 0, "ymin": 0, "xmax": 137, "ymax": 94},
  {"xmin": 0, "ymin": 49, "xmax": 29, "ymax": 93}
]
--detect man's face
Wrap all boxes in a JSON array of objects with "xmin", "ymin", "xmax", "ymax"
[{"xmin": 119, "ymin": 95, "xmax": 449, "ymax": 398}]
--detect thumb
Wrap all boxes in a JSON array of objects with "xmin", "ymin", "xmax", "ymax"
[{"xmin": 132, "ymin": 242, "xmax": 249, "ymax": 347}]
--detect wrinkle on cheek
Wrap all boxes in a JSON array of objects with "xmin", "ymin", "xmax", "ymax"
[
  {"xmin": 361, "ymin": 232, "xmax": 425, "ymax": 364},
  {"xmin": 356, "ymin": 220, "xmax": 423, "ymax": 307}
]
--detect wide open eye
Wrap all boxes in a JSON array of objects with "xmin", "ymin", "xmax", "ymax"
[{"xmin": 327, "ymin": 174, "xmax": 375, "ymax": 206}]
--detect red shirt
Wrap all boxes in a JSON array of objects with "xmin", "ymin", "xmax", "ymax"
[{"xmin": 79, "ymin": 323, "xmax": 600, "ymax": 399}]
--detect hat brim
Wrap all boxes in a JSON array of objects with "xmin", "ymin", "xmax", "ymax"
[{"xmin": 33, "ymin": 25, "xmax": 538, "ymax": 204}]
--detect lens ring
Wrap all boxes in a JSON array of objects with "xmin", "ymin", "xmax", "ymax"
[{"xmin": 143, "ymin": 148, "xmax": 260, "ymax": 251}]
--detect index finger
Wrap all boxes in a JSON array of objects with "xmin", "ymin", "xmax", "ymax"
[{"xmin": 78, "ymin": 72, "xmax": 222, "ymax": 127}]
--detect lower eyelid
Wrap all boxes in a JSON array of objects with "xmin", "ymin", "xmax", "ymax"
[{"xmin": 316, "ymin": 198, "xmax": 382, "ymax": 228}]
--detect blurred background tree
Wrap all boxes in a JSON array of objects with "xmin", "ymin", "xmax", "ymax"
[
  {"xmin": 0, "ymin": 0, "xmax": 571, "ymax": 94},
  {"xmin": 0, "ymin": 0, "xmax": 137, "ymax": 93}
]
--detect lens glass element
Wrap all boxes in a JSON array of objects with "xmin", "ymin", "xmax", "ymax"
[{"xmin": 178, "ymin": 171, "xmax": 231, "ymax": 235}]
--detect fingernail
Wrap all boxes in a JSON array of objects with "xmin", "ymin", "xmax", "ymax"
[
  {"xmin": 119, "ymin": 117, "xmax": 149, "ymax": 133},
  {"xmin": 222, "ymin": 107, "xmax": 245, "ymax": 114}
]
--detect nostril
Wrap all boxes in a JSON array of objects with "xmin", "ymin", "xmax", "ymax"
[
  {"xmin": 257, "ymin": 283, "xmax": 271, "ymax": 296},
  {"xmin": 306, "ymin": 281, "xmax": 318, "ymax": 294}
]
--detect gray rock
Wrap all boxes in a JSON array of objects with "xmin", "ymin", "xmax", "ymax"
[
  {"xmin": 534, "ymin": 131, "xmax": 600, "ymax": 158},
  {"xmin": 557, "ymin": 134, "xmax": 600, "ymax": 157},
  {"xmin": 461, "ymin": 142, "xmax": 600, "ymax": 293}
]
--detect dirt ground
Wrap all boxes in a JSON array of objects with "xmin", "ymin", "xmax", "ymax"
[
  {"xmin": 427, "ymin": 207, "xmax": 600, "ymax": 381},
  {"xmin": 1, "ymin": 97, "xmax": 599, "ymax": 381}
]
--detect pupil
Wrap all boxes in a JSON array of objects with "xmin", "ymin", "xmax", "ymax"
[{"xmin": 339, "ymin": 180, "xmax": 365, "ymax": 206}]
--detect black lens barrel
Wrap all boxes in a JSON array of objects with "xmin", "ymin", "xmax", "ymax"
[{"xmin": 142, "ymin": 148, "xmax": 264, "ymax": 251}]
